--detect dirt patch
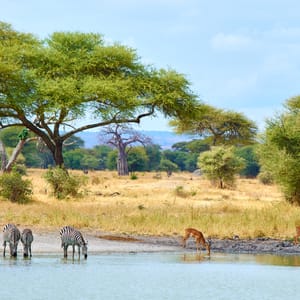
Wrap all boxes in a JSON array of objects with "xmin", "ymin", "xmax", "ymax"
[{"xmin": 97, "ymin": 235, "xmax": 141, "ymax": 242}]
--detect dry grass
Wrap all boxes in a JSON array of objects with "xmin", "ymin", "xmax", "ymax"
[{"xmin": 1, "ymin": 169, "xmax": 300, "ymax": 240}]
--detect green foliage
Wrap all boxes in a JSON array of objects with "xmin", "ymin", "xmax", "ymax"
[
  {"xmin": 145, "ymin": 144, "xmax": 162, "ymax": 171},
  {"xmin": 130, "ymin": 172, "xmax": 138, "ymax": 180},
  {"xmin": 44, "ymin": 167, "xmax": 83, "ymax": 199},
  {"xmin": 107, "ymin": 150, "xmax": 118, "ymax": 170},
  {"xmin": 127, "ymin": 147, "xmax": 149, "ymax": 172},
  {"xmin": 159, "ymin": 159, "xmax": 179, "ymax": 176},
  {"xmin": 257, "ymin": 96, "xmax": 300, "ymax": 204},
  {"xmin": 170, "ymin": 105, "xmax": 257, "ymax": 146},
  {"xmin": 162, "ymin": 149, "xmax": 198, "ymax": 171},
  {"xmin": 0, "ymin": 171, "xmax": 32, "ymax": 203},
  {"xmin": 1, "ymin": 22, "xmax": 199, "ymax": 168},
  {"xmin": 198, "ymin": 146, "xmax": 245, "ymax": 189},
  {"xmin": 257, "ymin": 170, "xmax": 274, "ymax": 185},
  {"xmin": 235, "ymin": 145, "xmax": 260, "ymax": 177},
  {"xmin": 172, "ymin": 139, "xmax": 210, "ymax": 153}
]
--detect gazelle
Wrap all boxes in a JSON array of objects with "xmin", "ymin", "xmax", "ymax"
[{"xmin": 182, "ymin": 228, "xmax": 211, "ymax": 256}]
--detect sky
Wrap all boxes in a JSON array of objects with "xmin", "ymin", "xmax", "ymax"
[{"xmin": 1, "ymin": 0, "xmax": 300, "ymax": 132}]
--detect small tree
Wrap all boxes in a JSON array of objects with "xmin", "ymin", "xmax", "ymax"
[
  {"xmin": 159, "ymin": 159, "xmax": 179, "ymax": 177},
  {"xmin": 198, "ymin": 146, "xmax": 245, "ymax": 188}
]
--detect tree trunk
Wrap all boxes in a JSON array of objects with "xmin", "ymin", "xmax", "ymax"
[
  {"xmin": 117, "ymin": 145, "xmax": 129, "ymax": 176},
  {"xmin": 0, "ymin": 140, "xmax": 8, "ymax": 171},
  {"xmin": 53, "ymin": 141, "xmax": 65, "ymax": 168},
  {"xmin": 4, "ymin": 139, "xmax": 26, "ymax": 172}
]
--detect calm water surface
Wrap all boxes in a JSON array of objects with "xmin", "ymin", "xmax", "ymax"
[{"xmin": 1, "ymin": 252, "xmax": 300, "ymax": 300}]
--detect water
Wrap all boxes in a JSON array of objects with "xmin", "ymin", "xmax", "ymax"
[{"xmin": 1, "ymin": 252, "xmax": 300, "ymax": 300}]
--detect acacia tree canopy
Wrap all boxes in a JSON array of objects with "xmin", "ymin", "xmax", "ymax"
[
  {"xmin": 169, "ymin": 104, "xmax": 257, "ymax": 146},
  {"xmin": 0, "ymin": 22, "xmax": 200, "ymax": 167}
]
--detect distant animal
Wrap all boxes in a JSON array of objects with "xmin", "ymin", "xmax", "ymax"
[
  {"xmin": 294, "ymin": 226, "xmax": 300, "ymax": 245},
  {"xmin": 21, "ymin": 228, "xmax": 34, "ymax": 257},
  {"xmin": 3, "ymin": 224, "xmax": 21, "ymax": 257},
  {"xmin": 182, "ymin": 227, "xmax": 211, "ymax": 256},
  {"xmin": 60, "ymin": 226, "xmax": 88, "ymax": 259}
]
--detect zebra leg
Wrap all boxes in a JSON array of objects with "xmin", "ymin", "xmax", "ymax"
[
  {"xmin": 78, "ymin": 245, "xmax": 81, "ymax": 259},
  {"xmin": 29, "ymin": 244, "xmax": 32, "ymax": 257},
  {"xmin": 24, "ymin": 245, "xmax": 29, "ymax": 257},
  {"xmin": 63, "ymin": 245, "xmax": 68, "ymax": 258},
  {"xmin": 72, "ymin": 245, "xmax": 75, "ymax": 260},
  {"xmin": 3, "ymin": 241, "xmax": 6, "ymax": 257}
]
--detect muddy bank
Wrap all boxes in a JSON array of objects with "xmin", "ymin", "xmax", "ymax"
[
  {"xmin": 19, "ymin": 230, "xmax": 300, "ymax": 256},
  {"xmin": 134, "ymin": 234, "xmax": 300, "ymax": 255}
]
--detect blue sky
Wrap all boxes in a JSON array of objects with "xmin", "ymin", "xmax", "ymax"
[{"xmin": 1, "ymin": 0, "xmax": 300, "ymax": 132}]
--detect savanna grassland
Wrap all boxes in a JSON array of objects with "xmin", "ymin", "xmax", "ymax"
[{"xmin": 1, "ymin": 169, "xmax": 300, "ymax": 240}]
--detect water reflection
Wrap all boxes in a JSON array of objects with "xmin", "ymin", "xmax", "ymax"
[
  {"xmin": 181, "ymin": 253, "xmax": 209, "ymax": 263},
  {"xmin": 60, "ymin": 257, "xmax": 87, "ymax": 265},
  {"xmin": 255, "ymin": 254, "xmax": 300, "ymax": 267},
  {"xmin": 1, "ymin": 256, "xmax": 32, "ymax": 267}
]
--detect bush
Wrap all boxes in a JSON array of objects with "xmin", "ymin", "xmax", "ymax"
[
  {"xmin": 0, "ymin": 171, "xmax": 32, "ymax": 203},
  {"xmin": 44, "ymin": 167, "xmax": 83, "ymax": 199},
  {"xmin": 130, "ymin": 172, "xmax": 138, "ymax": 180},
  {"xmin": 258, "ymin": 171, "xmax": 273, "ymax": 185}
]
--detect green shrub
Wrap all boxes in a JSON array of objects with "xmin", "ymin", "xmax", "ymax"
[
  {"xmin": 258, "ymin": 171, "xmax": 273, "ymax": 185},
  {"xmin": 44, "ymin": 167, "xmax": 83, "ymax": 199},
  {"xmin": 0, "ymin": 171, "xmax": 32, "ymax": 203},
  {"xmin": 130, "ymin": 172, "xmax": 138, "ymax": 180}
]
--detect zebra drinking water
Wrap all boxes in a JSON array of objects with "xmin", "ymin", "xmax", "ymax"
[
  {"xmin": 60, "ymin": 226, "xmax": 88, "ymax": 259},
  {"xmin": 21, "ymin": 228, "xmax": 34, "ymax": 257},
  {"xmin": 3, "ymin": 224, "xmax": 21, "ymax": 257}
]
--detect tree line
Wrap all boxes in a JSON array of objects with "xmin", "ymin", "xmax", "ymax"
[{"xmin": 0, "ymin": 125, "xmax": 260, "ymax": 178}]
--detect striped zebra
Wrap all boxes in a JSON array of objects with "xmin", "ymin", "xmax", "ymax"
[
  {"xmin": 60, "ymin": 226, "xmax": 88, "ymax": 259},
  {"xmin": 3, "ymin": 224, "xmax": 21, "ymax": 257},
  {"xmin": 21, "ymin": 228, "xmax": 34, "ymax": 257}
]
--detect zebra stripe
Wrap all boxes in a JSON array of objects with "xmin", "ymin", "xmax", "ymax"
[
  {"xmin": 21, "ymin": 228, "xmax": 34, "ymax": 257},
  {"xmin": 3, "ymin": 224, "xmax": 21, "ymax": 257},
  {"xmin": 60, "ymin": 226, "xmax": 88, "ymax": 259}
]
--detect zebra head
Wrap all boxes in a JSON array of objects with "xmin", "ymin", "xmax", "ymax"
[{"xmin": 82, "ymin": 241, "xmax": 88, "ymax": 259}]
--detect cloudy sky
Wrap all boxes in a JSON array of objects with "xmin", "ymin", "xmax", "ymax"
[{"xmin": 1, "ymin": 0, "xmax": 300, "ymax": 131}]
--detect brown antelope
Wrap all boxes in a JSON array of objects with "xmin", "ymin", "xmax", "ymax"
[
  {"xmin": 182, "ymin": 228, "xmax": 211, "ymax": 256},
  {"xmin": 294, "ymin": 226, "xmax": 300, "ymax": 244}
]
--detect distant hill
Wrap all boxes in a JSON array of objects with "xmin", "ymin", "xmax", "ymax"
[{"xmin": 77, "ymin": 130, "xmax": 193, "ymax": 149}]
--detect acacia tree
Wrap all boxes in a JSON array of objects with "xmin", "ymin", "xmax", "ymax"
[
  {"xmin": 100, "ymin": 124, "xmax": 152, "ymax": 175},
  {"xmin": 258, "ymin": 96, "xmax": 300, "ymax": 204},
  {"xmin": 169, "ymin": 105, "xmax": 257, "ymax": 146},
  {"xmin": 0, "ymin": 22, "xmax": 199, "ymax": 168}
]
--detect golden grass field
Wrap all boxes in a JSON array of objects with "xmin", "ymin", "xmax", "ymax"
[{"xmin": 1, "ymin": 168, "xmax": 300, "ymax": 240}]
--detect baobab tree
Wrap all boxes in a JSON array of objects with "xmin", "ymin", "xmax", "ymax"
[{"xmin": 100, "ymin": 124, "xmax": 152, "ymax": 175}]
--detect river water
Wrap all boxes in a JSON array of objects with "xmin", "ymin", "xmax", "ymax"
[{"xmin": 1, "ymin": 252, "xmax": 300, "ymax": 300}]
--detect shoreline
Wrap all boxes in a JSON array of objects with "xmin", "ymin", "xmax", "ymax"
[{"xmin": 14, "ymin": 230, "xmax": 300, "ymax": 256}]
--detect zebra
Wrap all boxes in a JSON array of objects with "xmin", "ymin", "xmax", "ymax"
[
  {"xmin": 21, "ymin": 228, "xmax": 34, "ymax": 257},
  {"xmin": 3, "ymin": 224, "xmax": 21, "ymax": 257},
  {"xmin": 60, "ymin": 226, "xmax": 88, "ymax": 259}
]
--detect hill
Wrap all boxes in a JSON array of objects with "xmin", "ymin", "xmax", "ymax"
[{"xmin": 77, "ymin": 130, "xmax": 193, "ymax": 149}]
